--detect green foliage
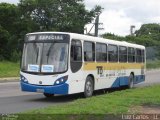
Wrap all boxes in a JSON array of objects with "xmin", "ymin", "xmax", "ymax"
[
  {"xmin": 18, "ymin": 0, "xmax": 102, "ymax": 33},
  {"xmin": 0, "ymin": 3, "xmax": 19, "ymax": 34},
  {"xmin": 0, "ymin": 1, "xmax": 102, "ymax": 62},
  {"xmin": 125, "ymin": 35, "xmax": 160, "ymax": 46},
  {"xmin": 101, "ymin": 33, "xmax": 125, "ymax": 41},
  {"xmin": 0, "ymin": 61, "xmax": 20, "ymax": 77},
  {"xmin": 147, "ymin": 60, "xmax": 160, "ymax": 69},
  {"xmin": 135, "ymin": 23, "xmax": 160, "ymax": 37},
  {"xmin": 0, "ymin": 26, "xmax": 10, "ymax": 60},
  {"xmin": 134, "ymin": 23, "xmax": 160, "ymax": 46},
  {"xmin": 10, "ymin": 50, "xmax": 21, "ymax": 62},
  {"xmin": 0, "ymin": 3, "xmax": 22, "ymax": 61}
]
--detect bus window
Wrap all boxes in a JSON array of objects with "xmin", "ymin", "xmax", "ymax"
[
  {"xmin": 71, "ymin": 40, "xmax": 82, "ymax": 62},
  {"xmin": 119, "ymin": 46, "xmax": 127, "ymax": 62},
  {"xmin": 84, "ymin": 41, "xmax": 95, "ymax": 61},
  {"xmin": 96, "ymin": 43, "xmax": 107, "ymax": 62},
  {"xmin": 136, "ymin": 49, "xmax": 142, "ymax": 63},
  {"xmin": 128, "ymin": 47, "xmax": 135, "ymax": 63},
  {"xmin": 108, "ymin": 45, "xmax": 118, "ymax": 62},
  {"xmin": 70, "ymin": 40, "xmax": 82, "ymax": 73}
]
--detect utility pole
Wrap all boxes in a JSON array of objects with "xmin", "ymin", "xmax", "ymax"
[
  {"xmin": 95, "ymin": 15, "xmax": 99, "ymax": 37},
  {"xmin": 94, "ymin": 14, "xmax": 104, "ymax": 37},
  {"xmin": 87, "ymin": 13, "xmax": 104, "ymax": 37},
  {"xmin": 130, "ymin": 25, "xmax": 135, "ymax": 36}
]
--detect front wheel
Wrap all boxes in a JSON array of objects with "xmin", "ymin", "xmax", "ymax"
[
  {"xmin": 43, "ymin": 93, "xmax": 54, "ymax": 98},
  {"xmin": 128, "ymin": 74, "xmax": 134, "ymax": 89},
  {"xmin": 84, "ymin": 76, "xmax": 94, "ymax": 98}
]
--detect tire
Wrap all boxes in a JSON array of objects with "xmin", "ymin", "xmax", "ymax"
[
  {"xmin": 43, "ymin": 93, "xmax": 54, "ymax": 98},
  {"xmin": 128, "ymin": 74, "xmax": 134, "ymax": 89},
  {"xmin": 84, "ymin": 76, "xmax": 94, "ymax": 98}
]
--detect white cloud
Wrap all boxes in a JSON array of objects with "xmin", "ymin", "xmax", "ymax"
[
  {"xmin": 0, "ymin": 0, "xmax": 18, "ymax": 4},
  {"xmin": 84, "ymin": 0, "xmax": 160, "ymax": 36},
  {"xmin": 101, "ymin": 10, "xmax": 137, "ymax": 35},
  {"xmin": 85, "ymin": 9, "xmax": 142, "ymax": 36}
]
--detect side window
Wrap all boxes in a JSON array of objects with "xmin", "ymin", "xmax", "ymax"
[
  {"xmin": 128, "ymin": 47, "xmax": 135, "ymax": 63},
  {"xmin": 71, "ymin": 40, "xmax": 82, "ymax": 62},
  {"xmin": 108, "ymin": 45, "xmax": 118, "ymax": 62},
  {"xmin": 84, "ymin": 41, "xmax": 95, "ymax": 61},
  {"xmin": 119, "ymin": 46, "xmax": 127, "ymax": 62},
  {"xmin": 136, "ymin": 49, "xmax": 142, "ymax": 63},
  {"xmin": 96, "ymin": 43, "xmax": 107, "ymax": 61}
]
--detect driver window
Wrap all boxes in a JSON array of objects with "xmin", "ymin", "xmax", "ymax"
[
  {"xmin": 70, "ymin": 39, "xmax": 82, "ymax": 73},
  {"xmin": 71, "ymin": 40, "xmax": 82, "ymax": 62}
]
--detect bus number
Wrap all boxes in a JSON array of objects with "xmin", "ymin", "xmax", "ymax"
[{"xmin": 97, "ymin": 66, "xmax": 103, "ymax": 75}]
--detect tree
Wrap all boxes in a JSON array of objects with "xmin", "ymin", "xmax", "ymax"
[
  {"xmin": 0, "ymin": 3, "xmax": 19, "ymax": 60},
  {"xmin": 101, "ymin": 33, "xmax": 125, "ymax": 41},
  {"xmin": 135, "ymin": 23, "xmax": 160, "ymax": 37},
  {"xmin": 0, "ymin": 3, "xmax": 26, "ymax": 61},
  {"xmin": 18, "ymin": 0, "xmax": 102, "ymax": 33},
  {"xmin": 0, "ymin": 3, "xmax": 19, "ymax": 34},
  {"xmin": 0, "ymin": 26, "xmax": 10, "ymax": 60}
]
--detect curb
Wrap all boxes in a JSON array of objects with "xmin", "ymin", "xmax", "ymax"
[{"xmin": 0, "ymin": 77, "xmax": 19, "ymax": 83}]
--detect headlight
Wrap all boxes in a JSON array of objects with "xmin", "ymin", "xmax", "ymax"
[
  {"xmin": 20, "ymin": 74, "xmax": 28, "ymax": 83},
  {"xmin": 54, "ymin": 75, "xmax": 68, "ymax": 85}
]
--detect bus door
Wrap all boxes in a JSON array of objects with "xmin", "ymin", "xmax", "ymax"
[{"xmin": 70, "ymin": 39, "xmax": 83, "ymax": 80}]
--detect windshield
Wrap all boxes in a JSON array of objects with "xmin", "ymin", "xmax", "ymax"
[{"xmin": 21, "ymin": 42, "xmax": 69, "ymax": 73}]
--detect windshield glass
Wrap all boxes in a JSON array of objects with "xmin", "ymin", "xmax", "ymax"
[
  {"xmin": 21, "ymin": 42, "xmax": 69, "ymax": 73},
  {"xmin": 21, "ymin": 33, "xmax": 70, "ymax": 74},
  {"xmin": 21, "ymin": 43, "xmax": 42, "ymax": 72},
  {"xmin": 42, "ymin": 43, "xmax": 68, "ymax": 72}
]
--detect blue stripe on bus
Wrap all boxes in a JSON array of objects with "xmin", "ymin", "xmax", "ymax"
[
  {"xmin": 134, "ymin": 75, "xmax": 145, "ymax": 84},
  {"xmin": 111, "ymin": 75, "xmax": 145, "ymax": 88},
  {"xmin": 21, "ymin": 82, "xmax": 69, "ymax": 95}
]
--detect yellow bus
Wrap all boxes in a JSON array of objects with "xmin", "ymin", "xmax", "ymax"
[{"xmin": 20, "ymin": 32, "xmax": 145, "ymax": 97}]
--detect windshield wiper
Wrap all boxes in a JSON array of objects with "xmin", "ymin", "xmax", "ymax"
[
  {"xmin": 46, "ymin": 43, "xmax": 55, "ymax": 63},
  {"xmin": 33, "ymin": 43, "xmax": 39, "ymax": 63}
]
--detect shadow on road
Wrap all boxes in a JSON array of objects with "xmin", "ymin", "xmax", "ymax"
[
  {"xmin": 26, "ymin": 93, "xmax": 83, "ymax": 103},
  {"xmin": 26, "ymin": 87, "xmax": 128, "ymax": 103}
]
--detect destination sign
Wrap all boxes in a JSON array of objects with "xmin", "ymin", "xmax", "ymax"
[
  {"xmin": 26, "ymin": 34, "xmax": 69, "ymax": 42},
  {"xmin": 38, "ymin": 35, "xmax": 64, "ymax": 40}
]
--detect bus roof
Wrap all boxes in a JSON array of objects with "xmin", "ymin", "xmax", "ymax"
[{"xmin": 27, "ymin": 32, "xmax": 145, "ymax": 49}]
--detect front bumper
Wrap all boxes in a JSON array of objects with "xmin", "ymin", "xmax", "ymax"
[{"xmin": 21, "ymin": 81, "xmax": 69, "ymax": 95}]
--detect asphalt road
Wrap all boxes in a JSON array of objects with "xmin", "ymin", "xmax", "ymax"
[
  {"xmin": 0, "ymin": 70, "xmax": 160, "ymax": 114},
  {"xmin": 136, "ymin": 69, "xmax": 160, "ymax": 87}
]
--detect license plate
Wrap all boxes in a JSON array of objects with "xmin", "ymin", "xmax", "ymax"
[{"xmin": 36, "ymin": 89, "xmax": 44, "ymax": 93}]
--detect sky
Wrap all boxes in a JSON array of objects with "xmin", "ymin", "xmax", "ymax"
[{"xmin": 0, "ymin": 0, "xmax": 160, "ymax": 36}]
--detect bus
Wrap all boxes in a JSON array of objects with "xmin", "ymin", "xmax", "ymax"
[{"xmin": 20, "ymin": 32, "xmax": 145, "ymax": 98}]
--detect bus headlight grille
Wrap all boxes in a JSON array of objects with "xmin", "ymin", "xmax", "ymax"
[
  {"xmin": 54, "ymin": 75, "xmax": 68, "ymax": 85},
  {"xmin": 20, "ymin": 74, "xmax": 28, "ymax": 83}
]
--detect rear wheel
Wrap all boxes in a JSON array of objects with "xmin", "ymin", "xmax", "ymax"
[
  {"xmin": 128, "ymin": 74, "xmax": 134, "ymax": 88},
  {"xmin": 43, "ymin": 93, "xmax": 54, "ymax": 98},
  {"xmin": 84, "ymin": 76, "xmax": 94, "ymax": 98}
]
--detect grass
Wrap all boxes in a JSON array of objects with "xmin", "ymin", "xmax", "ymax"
[
  {"xmin": 146, "ymin": 60, "xmax": 160, "ymax": 69},
  {"xmin": 15, "ymin": 85, "xmax": 160, "ymax": 120},
  {"xmin": 0, "ymin": 61, "xmax": 20, "ymax": 78}
]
